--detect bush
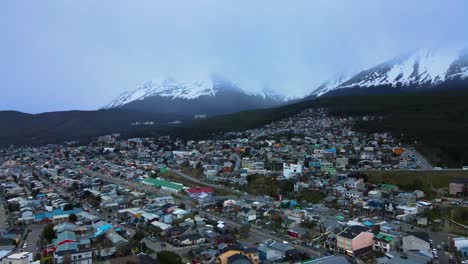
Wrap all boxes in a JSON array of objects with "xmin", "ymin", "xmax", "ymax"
[{"xmin": 157, "ymin": 251, "xmax": 184, "ymax": 264}]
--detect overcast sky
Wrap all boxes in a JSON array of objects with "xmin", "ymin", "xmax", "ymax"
[{"xmin": 1, "ymin": 1, "xmax": 467, "ymax": 113}]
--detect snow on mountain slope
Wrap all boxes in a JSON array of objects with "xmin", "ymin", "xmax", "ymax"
[
  {"xmin": 105, "ymin": 78, "xmax": 215, "ymax": 109},
  {"xmin": 311, "ymin": 74, "xmax": 354, "ymax": 97},
  {"xmin": 309, "ymin": 47, "xmax": 468, "ymax": 97},
  {"xmin": 338, "ymin": 47, "xmax": 467, "ymax": 89}
]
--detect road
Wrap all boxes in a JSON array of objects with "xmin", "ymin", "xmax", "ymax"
[
  {"xmin": 201, "ymin": 210, "xmax": 324, "ymax": 258},
  {"xmin": 405, "ymin": 147, "xmax": 433, "ymax": 170},
  {"xmin": 400, "ymin": 222, "xmax": 453, "ymax": 264},
  {"xmin": 21, "ymin": 224, "xmax": 44, "ymax": 253},
  {"xmin": 85, "ymin": 168, "xmax": 323, "ymax": 258}
]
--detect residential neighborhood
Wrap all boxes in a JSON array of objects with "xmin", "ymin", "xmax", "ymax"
[{"xmin": 0, "ymin": 108, "xmax": 466, "ymax": 264}]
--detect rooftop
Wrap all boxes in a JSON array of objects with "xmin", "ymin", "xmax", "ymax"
[{"xmin": 142, "ymin": 178, "xmax": 184, "ymax": 190}]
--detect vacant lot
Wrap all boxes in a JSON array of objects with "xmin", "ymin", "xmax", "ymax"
[{"xmin": 365, "ymin": 170, "xmax": 468, "ymax": 198}]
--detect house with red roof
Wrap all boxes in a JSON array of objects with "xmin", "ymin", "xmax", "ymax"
[{"xmin": 187, "ymin": 187, "xmax": 215, "ymax": 198}]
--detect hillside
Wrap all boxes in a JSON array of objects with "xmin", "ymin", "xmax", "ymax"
[
  {"xmin": 104, "ymin": 77, "xmax": 286, "ymax": 117},
  {"xmin": 178, "ymin": 90, "xmax": 468, "ymax": 167},
  {"xmin": 0, "ymin": 109, "xmax": 184, "ymax": 147}
]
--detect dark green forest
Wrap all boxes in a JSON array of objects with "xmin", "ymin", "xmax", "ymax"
[{"xmin": 174, "ymin": 90, "xmax": 468, "ymax": 167}]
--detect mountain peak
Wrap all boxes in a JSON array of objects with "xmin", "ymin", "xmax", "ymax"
[
  {"xmin": 311, "ymin": 47, "xmax": 468, "ymax": 97},
  {"xmin": 104, "ymin": 78, "xmax": 216, "ymax": 109}
]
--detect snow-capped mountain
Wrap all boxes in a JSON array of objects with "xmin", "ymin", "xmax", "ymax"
[
  {"xmin": 312, "ymin": 47, "xmax": 468, "ymax": 97},
  {"xmin": 104, "ymin": 78, "xmax": 217, "ymax": 109},
  {"xmin": 104, "ymin": 77, "xmax": 287, "ymax": 117},
  {"xmin": 311, "ymin": 74, "xmax": 354, "ymax": 97}
]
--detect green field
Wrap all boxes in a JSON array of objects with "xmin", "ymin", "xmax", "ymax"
[{"xmin": 364, "ymin": 170, "xmax": 468, "ymax": 198}]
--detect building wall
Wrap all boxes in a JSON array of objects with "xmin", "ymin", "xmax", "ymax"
[
  {"xmin": 352, "ymin": 232, "xmax": 374, "ymax": 252},
  {"xmin": 283, "ymin": 163, "xmax": 302, "ymax": 179},
  {"xmin": 337, "ymin": 237, "xmax": 352, "ymax": 251},
  {"xmin": 450, "ymin": 183, "xmax": 465, "ymax": 195},
  {"xmin": 402, "ymin": 236, "xmax": 430, "ymax": 253}
]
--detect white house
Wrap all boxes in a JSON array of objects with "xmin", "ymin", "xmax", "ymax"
[{"xmin": 283, "ymin": 163, "xmax": 302, "ymax": 179}]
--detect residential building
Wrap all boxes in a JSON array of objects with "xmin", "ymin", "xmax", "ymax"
[
  {"xmin": 283, "ymin": 163, "xmax": 302, "ymax": 179},
  {"xmin": 449, "ymin": 178, "xmax": 468, "ymax": 197},
  {"xmin": 0, "ymin": 252, "xmax": 33, "ymax": 264},
  {"xmin": 336, "ymin": 226, "xmax": 374, "ymax": 257},
  {"xmin": 401, "ymin": 232, "xmax": 431, "ymax": 253}
]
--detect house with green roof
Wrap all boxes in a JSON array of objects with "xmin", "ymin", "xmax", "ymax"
[
  {"xmin": 142, "ymin": 178, "xmax": 185, "ymax": 192},
  {"xmin": 380, "ymin": 184, "xmax": 399, "ymax": 192},
  {"xmin": 373, "ymin": 233, "xmax": 395, "ymax": 253}
]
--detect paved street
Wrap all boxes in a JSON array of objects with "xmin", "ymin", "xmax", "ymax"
[
  {"xmin": 86, "ymin": 168, "xmax": 323, "ymax": 258},
  {"xmin": 400, "ymin": 222, "xmax": 454, "ymax": 264},
  {"xmin": 405, "ymin": 146, "xmax": 433, "ymax": 170}
]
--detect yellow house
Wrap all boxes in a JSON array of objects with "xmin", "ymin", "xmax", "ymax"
[{"xmin": 216, "ymin": 246, "xmax": 260, "ymax": 264}]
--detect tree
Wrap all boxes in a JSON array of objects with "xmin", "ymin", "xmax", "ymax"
[
  {"xmin": 157, "ymin": 251, "xmax": 184, "ymax": 264},
  {"xmin": 68, "ymin": 213, "xmax": 77, "ymax": 223},
  {"xmin": 42, "ymin": 224, "xmax": 56, "ymax": 244},
  {"xmin": 132, "ymin": 229, "xmax": 145, "ymax": 242},
  {"xmin": 63, "ymin": 204, "xmax": 73, "ymax": 211}
]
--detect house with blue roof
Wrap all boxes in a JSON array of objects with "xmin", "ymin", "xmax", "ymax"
[{"xmin": 35, "ymin": 208, "xmax": 82, "ymax": 222}]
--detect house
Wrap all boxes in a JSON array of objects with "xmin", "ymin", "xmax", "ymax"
[
  {"xmin": 0, "ymin": 252, "xmax": 32, "ymax": 264},
  {"xmin": 380, "ymin": 184, "xmax": 399, "ymax": 192},
  {"xmin": 257, "ymin": 246, "xmax": 283, "ymax": 262},
  {"xmin": 344, "ymin": 178, "xmax": 365, "ymax": 190},
  {"xmin": 336, "ymin": 226, "xmax": 374, "ymax": 257},
  {"xmin": 413, "ymin": 190, "xmax": 425, "ymax": 199},
  {"xmin": 452, "ymin": 237, "xmax": 468, "ymax": 258},
  {"xmin": 216, "ymin": 246, "xmax": 259, "ymax": 264},
  {"xmin": 141, "ymin": 178, "xmax": 185, "ymax": 192},
  {"xmin": 449, "ymin": 178, "xmax": 468, "ymax": 197},
  {"xmin": 171, "ymin": 234, "xmax": 205, "ymax": 246},
  {"xmin": 269, "ymin": 241, "xmax": 294, "ymax": 255},
  {"xmin": 54, "ymin": 230, "xmax": 92, "ymax": 264},
  {"xmin": 368, "ymin": 190, "xmax": 382, "ymax": 199},
  {"xmin": 373, "ymin": 233, "xmax": 394, "ymax": 253},
  {"xmin": 283, "ymin": 163, "xmax": 302, "ymax": 179},
  {"xmin": 336, "ymin": 158, "xmax": 349, "ymax": 170},
  {"xmin": 241, "ymin": 158, "xmax": 264, "ymax": 171},
  {"xmin": 239, "ymin": 208, "xmax": 256, "ymax": 222},
  {"xmin": 345, "ymin": 190, "xmax": 363, "ymax": 201},
  {"xmin": 395, "ymin": 193, "xmax": 417, "ymax": 206},
  {"xmin": 187, "ymin": 187, "xmax": 214, "ymax": 198},
  {"xmin": 294, "ymin": 182, "xmax": 309, "ymax": 192},
  {"xmin": 172, "ymin": 208, "xmax": 191, "ymax": 219},
  {"xmin": 198, "ymin": 193, "xmax": 216, "ymax": 207},
  {"xmin": 287, "ymin": 226, "xmax": 308, "ymax": 239},
  {"xmin": 226, "ymin": 254, "xmax": 251, "ymax": 264},
  {"xmin": 401, "ymin": 232, "xmax": 431, "ymax": 253}
]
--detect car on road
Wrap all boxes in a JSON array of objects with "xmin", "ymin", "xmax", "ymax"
[{"xmin": 436, "ymin": 244, "xmax": 442, "ymax": 250}]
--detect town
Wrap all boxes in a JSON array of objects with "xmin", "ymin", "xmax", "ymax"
[{"xmin": 0, "ymin": 108, "xmax": 466, "ymax": 264}]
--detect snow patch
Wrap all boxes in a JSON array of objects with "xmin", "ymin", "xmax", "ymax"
[{"xmin": 105, "ymin": 78, "xmax": 215, "ymax": 108}]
